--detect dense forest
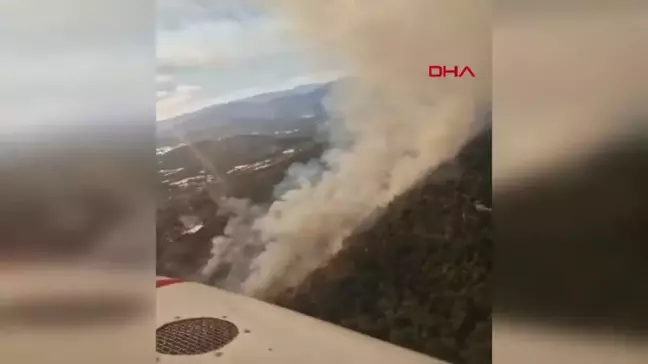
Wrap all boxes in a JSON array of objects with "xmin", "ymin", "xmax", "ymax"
[{"xmin": 277, "ymin": 128, "xmax": 492, "ymax": 364}]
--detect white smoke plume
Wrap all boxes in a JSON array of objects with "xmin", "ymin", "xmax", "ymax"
[
  {"xmin": 202, "ymin": 0, "xmax": 491, "ymax": 299},
  {"xmin": 201, "ymin": 197, "xmax": 267, "ymax": 291}
]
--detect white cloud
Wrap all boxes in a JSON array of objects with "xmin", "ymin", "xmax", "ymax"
[
  {"xmin": 157, "ymin": 0, "xmax": 264, "ymax": 30},
  {"xmin": 154, "ymin": 0, "xmax": 344, "ymax": 122},
  {"xmin": 156, "ymin": 83, "xmax": 204, "ymax": 120},
  {"xmin": 156, "ymin": 74, "xmax": 173, "ymax": 84},
  {"xmin": 175, "ymin": 84, "xmax": 202, "ymax": 93},
  {"xmin": 156, "ymin": 2, "xmax": 296, "ymax": 69}
]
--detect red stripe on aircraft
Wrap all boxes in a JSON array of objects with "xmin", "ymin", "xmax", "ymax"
[{"xmin": 156, "ymin": 278, "xmax": 184, "ymax": 288}]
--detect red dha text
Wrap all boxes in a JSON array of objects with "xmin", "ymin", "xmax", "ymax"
[{"xmin": 429, "ymin": 65, "xmax": 475, "ymax": 78}]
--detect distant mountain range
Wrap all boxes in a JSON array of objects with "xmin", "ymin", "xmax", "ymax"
[{"xmin": 157, "ymin": 80, "xmax": 336, "ymax": 147}]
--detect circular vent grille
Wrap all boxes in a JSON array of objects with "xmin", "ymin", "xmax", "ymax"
[{"xmin": 156, "ymin": 317, "xmax": 239, "ymax": 355}]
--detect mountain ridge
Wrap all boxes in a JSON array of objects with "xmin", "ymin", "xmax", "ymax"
[{"xmin": 157, "ymin": 80, "xmax": 336, "ymax": 146}]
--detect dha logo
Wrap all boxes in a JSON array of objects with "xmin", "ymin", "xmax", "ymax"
[{"xmin": 429, "ymin": 65, "xmax": 475, "ymax": 78}]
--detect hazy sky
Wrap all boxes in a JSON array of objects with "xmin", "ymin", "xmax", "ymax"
[
  {"xmin": 155, "ymin": 0, "xmax": 341, "ymax": 121},
  {"xmin": 1, "ymin": 0, "xmax": 152, "ymax": 137}
]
